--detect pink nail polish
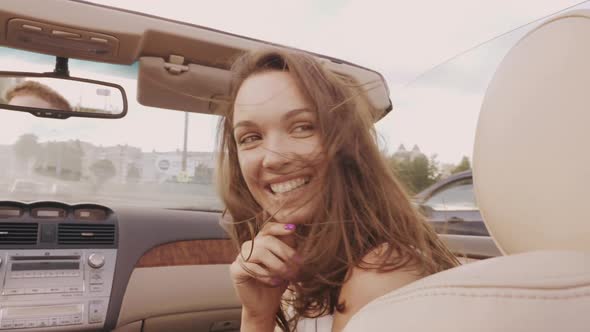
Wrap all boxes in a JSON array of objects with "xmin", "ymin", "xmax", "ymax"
[{"xmin": 284, "ymin": 223, "xmax": 296, "ymax": 231}]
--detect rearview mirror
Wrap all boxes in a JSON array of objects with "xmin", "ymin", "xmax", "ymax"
[{"xmin": 0, "ymin": 72, "xmax": 127, "ymax": 119}]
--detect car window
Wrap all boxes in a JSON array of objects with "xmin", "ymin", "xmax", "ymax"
[{"xmin": 424, "ymin": 179, "xmax": 477, "ymax": 211}]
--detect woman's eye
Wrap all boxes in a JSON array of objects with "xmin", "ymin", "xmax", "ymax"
[
  {"xmin": 292, "ymin": 123, "xmax": 314, "ymax": 133},
  {"xmin": 239, "ymin": 135, "xmax": 260, "ymax": 145}
]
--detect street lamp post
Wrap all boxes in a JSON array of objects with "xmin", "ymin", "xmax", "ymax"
[{"xmin": 182, "ymin": 112, "xmax": 189, "ymax": 172}]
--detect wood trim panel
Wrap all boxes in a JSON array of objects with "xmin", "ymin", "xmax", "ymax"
[{"xmin": 136, "ymin": 239, "xmax": 238, "ymax": 268}]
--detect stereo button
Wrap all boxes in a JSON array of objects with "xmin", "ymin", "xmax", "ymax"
[
  {"xmin": 0, "ymin": 320, "xmax": 14, "ymax": 329},
  {"xmin": 72, "ymin": 314, "xmax": 82, "ymax": 324},
  {"xmin": 88, "ymin": 300, "xmax": 105, "ymax": 323},
  {"xmin": 90, "ymin": 272, "xmax": 104, "ymax": 284},
  {"xmin": 3, "ymin": 288, "xmax": 25, "ymax": 295},
  {"xmin": 13, "ymin": 321, "xmax": 25, "ymax": 328},
  {"xmin": 48, "ymin": 317, "xmax": 59, "ymax": 327},
  {"xmin": 66, "ymin": 286, "xmax": 83, "ymax": 293},
  {"xmin": 48, "ymin": 287, "xmax": 64, "ymax": 293},
  {"xmin": 58, "ymin": 316, "xmax": 73, "ymax": 326},
  {"xmin": 25, "ymin": 288, "xmax": 42, "ymax": 294},
  {"xmin": 25, "ymin": 320, "xmax": 38, "ymax": 328},
  {"xmin": 38, "ymin": 319, "xmax": 49, "ymax": 328},
  {"xmin": 10, "ymin": 272, "xmax": 23, "ymax": 279},
  {"xmin": 90, "ymin": 285, "xmax": 103, "ymax": 292},
  {"xmin": 46, "ymin": 271, "xmax": 57, "ymax": 278}
]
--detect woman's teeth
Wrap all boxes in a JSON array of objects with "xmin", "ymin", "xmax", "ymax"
[{"xmin": 270, "ymin": 177, "xmax": 309, "ymax": 194}]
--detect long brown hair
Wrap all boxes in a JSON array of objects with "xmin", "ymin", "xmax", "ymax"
[
  {"xmin": 216, "ymin": 48, "xmax": 459, "ymax": 331},
  {"xmin": 6, "ymin": 81, "xmax": 72, "ymax": 111}
]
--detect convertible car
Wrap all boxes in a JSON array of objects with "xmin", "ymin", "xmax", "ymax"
[{"xmin": 0, "ymin": 1, "xmax": 588, "ymax": 332}]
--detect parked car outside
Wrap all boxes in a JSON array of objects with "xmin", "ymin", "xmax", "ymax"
[{"xmin": 415, "ymin": 170, "xmax": 489, "ymax": 236}]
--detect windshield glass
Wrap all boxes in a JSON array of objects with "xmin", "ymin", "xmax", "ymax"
[
  {"xmin": 0, "ymin": 1, "xmax": 586, "ymax": 210},
  {"xmin": 0, "ymin": 48, "xmax": 221, "ymax": 209}
]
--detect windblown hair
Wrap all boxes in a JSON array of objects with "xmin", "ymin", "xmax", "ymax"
[
  {"xmin": 6, "ymin": 80, "xmax": 72, "ymax": 112},
  {"xmin": 216, "ymin": 48, "xmax": 459, "ymax": 331}
]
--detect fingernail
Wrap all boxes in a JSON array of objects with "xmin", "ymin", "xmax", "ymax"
[{"xmin": 284, "ymin": 224, "xmax": 296, "ymax": 231}]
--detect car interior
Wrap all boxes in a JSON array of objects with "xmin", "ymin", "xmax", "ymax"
[{"xmin": 0, "ymin": 1, "xmax": 588, "ymax": 332}]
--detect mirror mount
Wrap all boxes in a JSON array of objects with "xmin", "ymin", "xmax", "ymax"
[{"xmin": 52, "ymin": 56, "xmax": 70, "ymax": 78}]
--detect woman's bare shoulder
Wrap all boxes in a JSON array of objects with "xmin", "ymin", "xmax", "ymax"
[{"xmin": 332, "ymin": 244, "xmax": 422, "ymax": 331}]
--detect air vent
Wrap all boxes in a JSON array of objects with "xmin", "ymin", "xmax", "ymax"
[
  {"xmin": 58, "ymin": 224, "xmax": 115, "ymax": 245},
  {"xmin": 0, "ymin": 223, "xmax": 38, "ymax": 245}
]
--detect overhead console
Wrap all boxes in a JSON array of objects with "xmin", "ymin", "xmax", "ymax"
[
  {"xmin": 0, "ymin": 201, "xmax": 118, "ymax": 331},
  {"xmin": 6, "ymin": 18, "xmax": 120, "ymax": 59}
]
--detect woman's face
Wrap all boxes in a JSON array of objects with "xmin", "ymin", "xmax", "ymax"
[{"xmin": 233, "ymin": 70, "xmax": 324, "ymax": 225}]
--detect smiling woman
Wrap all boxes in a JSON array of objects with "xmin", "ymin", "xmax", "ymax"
[{"xmin": 217, "ymin": 49, "xmax": 459, "ymax": 332}]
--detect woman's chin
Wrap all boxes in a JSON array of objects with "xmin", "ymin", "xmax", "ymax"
[{"xmin": 272, "ymin": 207, "xmax": 312, "ymax": 225}]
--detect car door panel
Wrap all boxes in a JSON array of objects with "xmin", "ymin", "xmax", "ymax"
[
  {"xmin": 117, "ymin": 265, "xmax": 240, "ymax": 328},
  {"xmin": 105, "ymin": 207, "xmax": 239, "ymax": 332}
]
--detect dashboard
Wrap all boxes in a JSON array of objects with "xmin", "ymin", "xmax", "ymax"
[{"xmin": 0, "ymin": 201, "xmax": 236, "ymax": 332}]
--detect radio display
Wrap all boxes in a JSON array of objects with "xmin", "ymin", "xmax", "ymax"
[
  {"xmin": 11, "ymin": 262, "xmax": 80, "ymax": 271},
  {"xmin": 37, "ymin": 210, "xmax": 60, "ymax": 217}
]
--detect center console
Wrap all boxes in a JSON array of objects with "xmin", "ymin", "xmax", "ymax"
[{"xmin": 0, "ymin": 202, "xmax": 118, "ymax": 332}]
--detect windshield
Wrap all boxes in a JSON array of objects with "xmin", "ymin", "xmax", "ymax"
[
  {"xmin": 0, "ymin": 1, "xmax": 586, "ymax": 210},
  {"xmin": 0, "ymin": 49, "xmax": 221, "ymax": 209}
]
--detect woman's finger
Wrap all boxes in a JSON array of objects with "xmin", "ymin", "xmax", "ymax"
[
  {"xmin": 232, "ymin": 260, "xmax": 285, "ymax": 287},
  {"xmin": 257, "ymin": 221, "xmax": 297, "ymax": 237},
  {"xmin": 258, "ymin": 247, "xmax": 294, "ymax": 279},
  {"xmin": 240, "ymin": 235, "xmax": 299, "ymax": 269},
  {"xmin": 258, "ymin": 235, "xmax": 298, "ymax": 264}
]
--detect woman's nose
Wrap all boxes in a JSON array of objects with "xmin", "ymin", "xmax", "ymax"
[{"xmin": 261, "ymin": 137, "xmax": 291, "ymax": 170}]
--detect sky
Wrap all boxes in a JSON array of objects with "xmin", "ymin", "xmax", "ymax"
[{"xmin": 0, "ymin": 0, "xmax": 585, "ymax": 164}]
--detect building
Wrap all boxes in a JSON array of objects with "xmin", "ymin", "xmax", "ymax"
[{"xmin": 392, "ymin": 144, "xmax": 425, "ymax": 162}]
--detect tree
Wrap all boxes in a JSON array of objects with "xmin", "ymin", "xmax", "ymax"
[
  {"xmin": 390, "ymin": 154, "xmax": 441, "ymax": 194},
  {"xmin": 90, "ymin": 159, "xmax": 116, "ymax": 185},
  {"xmin": 127, "ymin": 164, "xmax": 141, "ymax": 182},
  {"xmin": 13, "ymin": 133, "xmax": 40, "ymax": 164},
  {"xmin": 35, "ymin": 140, "xmax": 84, "ymax": 181},
  {"xmin": 452, "ymin": 156, "xmax": 471, "ymax": 174}
]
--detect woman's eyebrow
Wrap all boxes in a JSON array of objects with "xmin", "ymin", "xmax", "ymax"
[
  {"xmin": 233, "ymin": 120, "xmax": 257, "ymax": 131},
  {"xmin": 282, "ymin": 108, "xmax": 314, "ymax": 121}
]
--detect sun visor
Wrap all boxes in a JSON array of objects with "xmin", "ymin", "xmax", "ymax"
[
  {"xmin": 137, "ymin": 55, "xmax": 392, "ymax": 119},
  {"xmin": 322, "ymin": 60, "xmax": 392, "ymax": 120},
  {"xmin": 137, "ymin": 56, "xmax": 231, "ymax": 114}
]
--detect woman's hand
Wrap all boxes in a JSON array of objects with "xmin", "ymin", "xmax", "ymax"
[{"xmin": 230, "ymin": 222, "xmax": 299, "ymax": 331}]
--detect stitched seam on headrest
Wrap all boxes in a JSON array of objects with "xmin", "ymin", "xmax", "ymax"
[
  {"xmin": 380, "ymin": 279, "xmax": 590, "ymax": 298},
  {"xmin": 374, "ymin": 289, "xmax": 590, "ymax": 305},
  {"xmin": 351, "ymin": 288, "xmax": 590, "ymax": 320}
]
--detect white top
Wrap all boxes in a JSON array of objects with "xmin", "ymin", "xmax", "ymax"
[{"xmin": 294, "ymin": 315, "xmax": 333, "ymax": 332}]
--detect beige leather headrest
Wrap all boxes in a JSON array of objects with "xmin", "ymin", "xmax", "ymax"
[{"xmin": 473, "ymin": 10, "xmax": 590, "ymax": 254}]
